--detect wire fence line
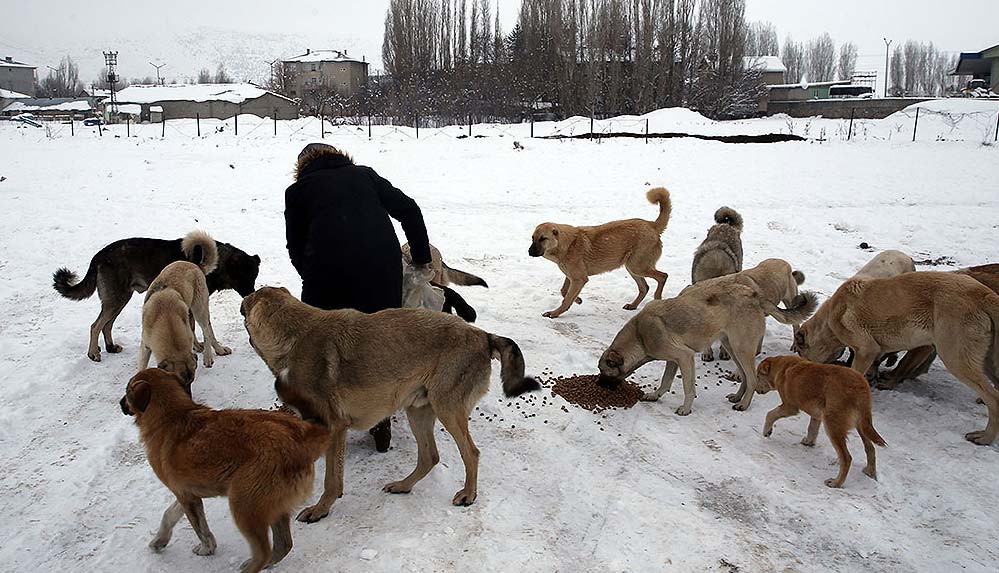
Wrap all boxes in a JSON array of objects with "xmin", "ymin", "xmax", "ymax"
[{"xmin": 3, "ymin": 106, "xmax": 998, "ymax": 144}]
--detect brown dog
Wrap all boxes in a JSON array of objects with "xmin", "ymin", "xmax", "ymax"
[
  {"xmin": 529, "ymin": 187, "xmax": 671, "ymax": 317},
  {"xmin": 756, "ymin": 356, "xmax": 887, "ymax": 488},
  {"xmin": 795, "ymin": 271, "xmax": 999, "ymax": 445},
  {"xmin": 120, "ymin": 368, "xmax": 328, "ymax": 573},
  {"xmin": 241, "ymin": 286, "xmax": 539, "ymax": 523}
]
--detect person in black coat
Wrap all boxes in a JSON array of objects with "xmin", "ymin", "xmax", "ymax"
[{"xmin": 285, "ymin": 143, "xmax": 432, "ymax": 452}]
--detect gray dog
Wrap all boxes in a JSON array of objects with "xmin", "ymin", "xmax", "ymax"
[{"xmin": 690, "ymin": 206, "xmax": 744, "ymax": 361}]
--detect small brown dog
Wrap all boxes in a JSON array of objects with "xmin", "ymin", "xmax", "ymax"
[
  {"xmin": 529, "ymin": 187, "xmax": 671, "ymax": 317},
  {"xmin": 756, "ymin": 356, "xmax": 887, "ymax": 488},
  {"xmin": 120, "ymin": 368, "xmax": 328, "ymax": 573}
]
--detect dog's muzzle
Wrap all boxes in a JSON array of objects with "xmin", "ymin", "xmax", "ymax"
[
  {"xmin": 120, "ymin": 395, "xmax": 133, "ymax": 416},
  {"xmin": 596, "ymin": 374, "xmax": 623, "ymax": 390},
  {"xmin": 528, "ymin": 244, "xmax": 542, "ymax": 257}
]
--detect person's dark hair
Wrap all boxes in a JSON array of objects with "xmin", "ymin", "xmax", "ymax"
[{"xmin": 295, "ymin": 143, "xmax": 354, "ymax": 179}]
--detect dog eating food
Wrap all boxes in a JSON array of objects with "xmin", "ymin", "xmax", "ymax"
[{"xmin": 549, "ymin": 374, "xmax": 644, "ymax": 412}]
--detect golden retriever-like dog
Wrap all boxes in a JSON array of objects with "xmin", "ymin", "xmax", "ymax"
[
  {"xmin": 241, "ymin": 286, "xmax": 539, "ymax": 523},
  {"xmin": 795, "ymin": 271, "xmax": 999, "ymax": 445},
  {"xmin": 120, "ymin": 368, "xmax": 328, "ymax": 573},
  {"xmin": 138, "ymin": 230, "xmax": 231, "ymax": 386},
  {"xmin": 528, "ymin": 187, "xmax": 672, "ymax": 317},
  {"xmin": 756, "ymin": 356, "xmax": 887, "ymax": 488},
  {"xmin": 597, "ymin": 280, "xmax": 817, "ymax": 414}
]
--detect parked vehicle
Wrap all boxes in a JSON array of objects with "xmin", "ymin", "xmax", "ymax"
[{"xmin": 83, "ymin": 117, "xmax": 104, "ymax": 126}]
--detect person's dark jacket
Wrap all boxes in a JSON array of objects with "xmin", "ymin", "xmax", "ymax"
[{"xmin": 285, "ymin": 146, "xmax": 431, "ymax": 313}]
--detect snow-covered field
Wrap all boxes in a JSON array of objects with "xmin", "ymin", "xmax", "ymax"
[{"xmin": 1, "ymin": 104, "xmax": 998, "ymax": 572}]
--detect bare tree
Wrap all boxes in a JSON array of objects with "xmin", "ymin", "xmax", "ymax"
[
  {"xmin": 837, "ymin": 42, "xmax": 857, "ymax": 81},
  {"xmin": 197, "ymin": 68, "xmax": 213, "ymax": 83},
  {"xmin": 214, "ymin": 63, "xmax": 232, "ymax": 83},
  {"xmin": 38, "ymin": 55, "xmax": 85, "ymax": 97},
  {"xmin": 781, "ymin": 35, "xmax": 804, "ymax": 84},
  {"xmin": 806, "ymin": 33, "xmax": 835, "ymax": 82},
  {"xmin": 889, "ymin": 45, "xmax": 904, "ymax": 95},
  {"xmin": 745, "ymin": 21, "xmax": 778, "ymax": 56}
]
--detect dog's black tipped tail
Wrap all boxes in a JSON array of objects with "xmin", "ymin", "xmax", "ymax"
[
  {"xmin": 792, "ymin": 270, "xmax": 806, "ymax": 285},
  {"xmin": 443, "ymin": 263, "xmax": 488, "ymax": 288},
  {"xmin": 53, "ymin": 260, "xmax": 98, "ymax": 301},
  {"xmin": 489, "ymin": 335, "xmax": 541, "ymax": 397}
]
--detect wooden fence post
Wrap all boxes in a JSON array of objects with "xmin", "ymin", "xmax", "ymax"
[
  {"xmin": 645, "ymin": 118, "xmax": 649, "ymax": 143},
  {"xmin": 274, "ymin": 109, "xmax": 278, "ymax": 136},
  {"xmin": 468, "ymin": 113, "xmax": 472, "ymax": 138},
  {"xmin": 368, "ymin": 114, "xmax": 372, "ymax": 139},
  {"xmin": 235, "ymin": 107, "xmax": 239, "ymax": 136},
  {"xmin": 70, "ymin": 117, "xmax": 74, "ymax": 136},
  {"xmin": 847, "ymin": 108, "xmax": 855, "ymax": 141},
  {"xmin": 415, "ymin": 112, "xmax": 419, "ymax": 139},
  {"xmin": 530, "ymin": 115, "xmax": 534, "ymax": 138},
  {"xmin": 912, "ymin": 107, "xmax": 920, "ymax": 142},
  {"xmin": 126, "ymin": 115, "xmax": 129, "ymax": 137},
  {"xmin": 161, "ymin": 114, "xmax": 166, "ymax": 138},
  {"xmin": 196, "ymin": 113, "xmax": 200, "ymax": 137}
]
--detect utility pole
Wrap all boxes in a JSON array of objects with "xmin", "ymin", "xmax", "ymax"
[
  {"xmin": 149, "ymin": 62, "xmax": 166, "ymax": 85},
  {"xmin": 883, "ymin": 38, "xmax": 892, "ymax": 98},
  {"xmin": 45, "ymin": 65, "xmax": 58, "ymax": 97},
  {"xmin": 265, "ymin": 59, "xmax": 279, "ymax": 89},
  {"xmin": 104, "ymin": 51, "xmax": 119, "ymax": 117}
]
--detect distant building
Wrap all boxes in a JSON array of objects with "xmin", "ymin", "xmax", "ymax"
[
  {"xmin": 767, "ymin": 80, "xmax": 852, "ymax": 103},
  {"xmin": 952, "ymin": 44, "xmax": 999, "ymax": 92},
  {"xmin": 1, "ymin": 56, "xmax": 36, "ymax": 96},
  {"xmin": 0, "ymin": 87, "xmax": 30, "ymax": 112},
  {"xmin": 744, "ymin": 56, "xmax": 786, "ymax": 85},
  {"xmin": 280, "ymin": 50, "xmax": 370, "ymax": 100},
  {"xmin": 112, "ymin": 83, "xmax": 298, "ymax": 121},
  {"xmin": 1, "ymin": 97, "xmax": 94, "ymax": 119}
]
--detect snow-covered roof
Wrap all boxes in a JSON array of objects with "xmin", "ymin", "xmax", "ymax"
[
  {"xmin": 115, "ymin": 83, "xmax": 294, "ymax": 105},
  {"xmin": 768, "ymin": 80, "xmax": 850, "ymax": 90},
  {"xmin": 0, "ymin": 88, "xmax": 30, "ymax": 99},
  {"xmin": 3, "ymin": 98, "xmax": 93, "ymax": 112},
  {"xmin": 744, "ymin": 56, "xmax": 786, "ymax": 73},
  {"xmin": 0, "ymin": 58, "xmax": 34, "ymax": 69},
  {"xmin": 116, "ymin": 103, "xmax": 141, "ymax": 115},
  {"xmin": 282, "ymin": 50, "xmax": 367, "ymax": 65}
]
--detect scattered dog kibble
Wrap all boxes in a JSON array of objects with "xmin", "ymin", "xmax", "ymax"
[{"xmin": 547, "ymin": 374, "xmax": 644, "ymax": 412}]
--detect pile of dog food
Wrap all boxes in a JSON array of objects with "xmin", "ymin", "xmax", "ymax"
[{"xmin": 547, "ymin": 374, "xmax": 644, "ymax": 412}]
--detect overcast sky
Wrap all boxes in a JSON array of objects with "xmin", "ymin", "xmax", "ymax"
[{"xmin": 0, "ymin": 0, "xmax": 995, "ymax": 81}]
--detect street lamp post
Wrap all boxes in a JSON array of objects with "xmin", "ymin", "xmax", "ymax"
[
  {"xmin": 45, "ymin": 65, "xmax": 58, "ymax": 97},
  {"xmin": 883, "ymin": 38, "xmax": 893, "ymax": 98},
  {"xmin": 149, "ymin": 62, "xmax": 166, "ymax": 85}
]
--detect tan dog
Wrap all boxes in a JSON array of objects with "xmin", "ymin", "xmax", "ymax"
[
  {"xmin": 688, "ymin": 258, "xmax": 805, "ymax": 360},
  {"xmin": 529, "ymin": 187, "xmax": 672, "ymax": 317},
  {"xmin": 138, "ymin": 231, "xmax": 231, "ymax": 386},
  {"xmin": 795, "ymin": 271, "xmax": 999, "ymax": 445},
  {"xmin": 402, "ymin": 243, "xmax": 488, "ymax": 288},
  {"xmin": 597, "ymin": 281, "xmax": 817, "ymax": 414},
  {"xmin": 241, "ymin": 287, "xmax": 539, "ymax": 523},
  {"xmin": 756, "ymin": 356, "xmax": 887, "ymax": 488},
  {"xmin": 120, "ymin": 368, "xmax": 328, "ymax": 573}
]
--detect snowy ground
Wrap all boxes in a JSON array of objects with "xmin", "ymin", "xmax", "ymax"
[{"xmin": 1, "ymin": 106, "xmax": 999, "ymax": 572}]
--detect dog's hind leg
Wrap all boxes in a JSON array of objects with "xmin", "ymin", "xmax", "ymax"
[
  {"xmin": 641, "ymin": 361, "xmax": 679, "ymax": 403},
  {"xmin": 937, "ymin": 348, "xmax": 999, "ymax": 445},
  {"xmin": 148, "ymin": 500, "xmax": 185, "ymax": 552},
  {"xmin": 823, "ymin": 418, "xmax": 853, "ymax": 488},
  {"xmin": 297, "ymin": 427, "xmax": 347, "ymax": 523},
  {"xmin": 268, "ymin": 513, "xmax": 292, "ymax": 566},
  {"xmin": 229, "ymin": 498, "xmax": 271, "ymax": 573},
  {"xmin": 384, "ymin": 404, "xmax": 440, "ymax": 494},
  {"xmin": 438, "ymin": 409, "xmax": 480, "ymax": 506},
  {"xmin": 178, "ymin": 497, "xmax": 217, "ymax": 556},
  {"xmin": 100, "ymin": 294, "xmax": 131, "ymax": 354},
  {"xmin": 648, "ymin": 269, "xmax": 668, "ymax": 300},
  {"xmin": 727, "ymin": 325, "xmax": 765, "ymax": 411},
  {"xmin": 190, "ymin": 294, "xmax": 230, "ymax": 367},
  {"xmin": 623, "ymin": 270, "xmax": 650, "ymax": 311}
]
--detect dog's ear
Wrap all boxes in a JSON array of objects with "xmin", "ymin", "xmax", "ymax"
[
  {"xmin": 757, "ymin": 360, "xmax": 771, "ymax": 376},
  {"xmin": 253, "ymin": 254, "xmax": 261, "ymax": 264},
  {"xmin": 128, "ymin": 380, "xmax": 152, "ymax": 413},
  {"xmin": 552, "ymin": 228, "xmax": 559, "ymax": 237}
]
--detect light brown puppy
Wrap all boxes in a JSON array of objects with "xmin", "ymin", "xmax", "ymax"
[
  {"xmin": 756, "ymin": 356, "xmax": 887, "ymax": 488},
  {"xmin": 795, "ymin": 271, "xmax": 999, "ymax": 445},
  {"xmin": 529, "ymin": 187, "xmax": 672, "ymax": 317},
  {"xmin": 597, "ymin": 281, "xmax": 817, "ymax": 414},
  {"xmin": 138, "ymin": 231, "xmax": 231, "ymax": 386},
  {"xmin": 241, "ymin": 287, "xmax": 539, "ymax": 523},
  {"xmin": 120, "ymin": 368, "xmax": 328, "ymax": 573},
  {"xmin": 402, "ymin": 243, "xmax": 488, "ymax": 288}
]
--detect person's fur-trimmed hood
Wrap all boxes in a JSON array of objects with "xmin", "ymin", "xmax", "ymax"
[{"xmin": 294, "ymin": 144, "xmax": 354, "ymax": 181}]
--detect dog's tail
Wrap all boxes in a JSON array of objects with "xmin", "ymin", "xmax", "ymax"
[
  {"xmin": 52, "ymin": 259, "xmax": 98, "ymax": 301},
  {"xmin": 858, "ymin": 412, "xmax": 888, "ymax": 448},
  {"xmin": 713, "ymin": 206, "xmax": 743, "ymax": 232},
  {"xmin": 762, "ymin": 291, "xmax": 819, "ymax": 325},
  {"xmin": 792, "ymin": 270, "xmax": 805, "ymax": 285},
  {"xmin": 646, "ymin": 187, "xmax": 672, "ymax": 233},
  {"xmin": 442, "ymin": 262, "xmax": 488, "ymax": 288},
  {"xmin": 181, "ymin": 230, "xmax": 219, "ymax": 275},
  {"xmin": 488, "ymin": 335, "xmax": 541, "ymax": 397}
]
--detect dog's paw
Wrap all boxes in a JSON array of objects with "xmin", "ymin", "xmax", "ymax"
[
  {"xmin": 640, "ymin": 392, "xmax": 660, "ymax": 402},
  {"xmin": 542, "ymin": 311, "xmax": 560, "ymax": 319},
  {"xmin": 732, "ymin": 402, "xmax": 750, "ymax": 412},
  {"xmin": 726, "ymin": 392, "xmax": 740, "ymax": 403},
  {"xmin": 575, "ymin": 297, "xmax": 583, "ymax": 304},
  {"xmin": 192, "ymin": 540, "xmax": 216, "ymax": 556},
  {"xmin": 763, "ymin": 427, "xmax": 773, "ymax": 438},
  {"xmin": 701, "ymin": 353, "xmax": 715, "ymax": 363},
  {"xmin": 239, "ymin": 558, "xmax": 264, "ymax": 573},
  {"xmin": 718, "ymin": 350, "xmax": 731, "ymax": 361},
  {"xmin": 800, "ymin": 438, "xmax": 816, "ymax": 446},
  {"xmin": 106, "ymin": 344, "xmax": 123, "ymax": 354},
  {"xmin": 862, "ymin": 466, "xmax": 878, "ymax": 480},
  {"xmin": 675, "ymin": 405, "xmax": 692, "ymax": 416},
  {"xmin": 824, "ymin": 478, "xmax": 844, "ymax": 489},
  {"xmin": 383, "ymin": 481, "xmax": 412, "ymax": 494},
  {"xmin": 623, "ymin": 303, "xmax": 638, "ymax": 311},
  {"xmin": 452, "ymin": 488, "xmax": 477, "ymax": 506},
  {"xmin": 874, "ymin": 379, "xmax": 899, "ymax": 391},
  {"xmin": 965, "ymin": 430, "xmax": 994, "ymax": 446},
  {"xmin": 216, "ymin": 345, "xmax": 232, "ymax": 356},
  {"xmin": 88, "ymin": 350, "xmax": 102, "ymax": 362},
  {"xmin": 296, "ymin": 504, "xmax": 330, "ymax": 523},
  {"xmin": 193, "ymin": 341, "xmax": 205, "ymax": 353},
  {"xmin": 976, "ymin": 397, "xmax": 985, "ymax": 405},
  {"xmin": 203, "ymin": 356, "xmax": 214, "ymax": 368},
  {"xmin": 148, "ymin": 536, "xmax": 170, "ymax": 552}
]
